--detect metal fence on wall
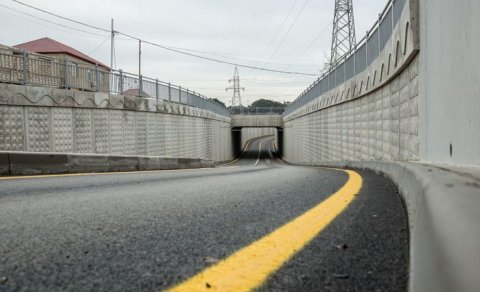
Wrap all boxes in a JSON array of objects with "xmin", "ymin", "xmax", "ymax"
[
  {"xmin": 230, "ymin": 107, "xmax": 285, "ymax": 115},
  {"xmin": 285, "ymin": 0, "xmax": 406, "ymax": 115},
  {"xmin": 0, "ymin": 47, "xmax": 230, "ymax": 117}
]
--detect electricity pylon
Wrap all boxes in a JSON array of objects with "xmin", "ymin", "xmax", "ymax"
[
  {"xmin": 226, "ymin": 66, "xmax": 244, "ymax": 108},
  {"xmin": 330, "ymin": 0, "xmax": 356, "ymax": 67}
]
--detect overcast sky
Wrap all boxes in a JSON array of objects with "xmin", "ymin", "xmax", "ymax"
[{"xmin": 1, "ymin": 0, "xmax": 386, "ymax": 106}]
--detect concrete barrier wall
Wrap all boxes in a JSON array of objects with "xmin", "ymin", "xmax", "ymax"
[
  {"xmin": 0, "ymin": 84, "xmax": 233, "ymax": 163},
  {"xmin": 418, "ymin": 0, "xmax": 480, "ymax": 166},
  {"xmin": 284, "ymin": 0, "xmax": 419, "ymax": 164},
  {"xmin": 241, "ymin": 127, "xmax": 277, "ymax": 149},
  {"xmin": 231, "ymin": 115, "xmax": 283, "ymax": 128}
]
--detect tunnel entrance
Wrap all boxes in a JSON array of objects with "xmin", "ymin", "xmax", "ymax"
[{"xmin": 231, "ymin": 127, "xmax": 283, "ymax": 159}]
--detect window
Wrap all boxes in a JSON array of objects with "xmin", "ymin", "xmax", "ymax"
[
  {"xmin": 87, "ymin": 69, "xmax": 93, "ymax": 81},
  {"xmin": 70, "ymin": 62, "xmax": 78, "ymax": 78}
]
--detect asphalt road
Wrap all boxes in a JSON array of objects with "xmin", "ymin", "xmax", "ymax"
[{"xmin": 0, "ymin": 136, "xmax": 408, "ymax": 291}]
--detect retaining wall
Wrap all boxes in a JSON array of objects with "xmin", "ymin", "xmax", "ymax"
[
  {"xmin": 0, "ymin": 84, "xmax": 233, "ymax": 165},
  {"xmin": 283, "ymin": 0, "xmax": 419, "ymax": 164}
]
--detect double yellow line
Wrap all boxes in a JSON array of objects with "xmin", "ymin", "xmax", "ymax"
[
  {"xmin": 220, "ymin": 135, "xmax": 275, "ymax": 166},
  {"xmin": 168, "ymin": 169, "xmax": 363, "ymax": 291}
]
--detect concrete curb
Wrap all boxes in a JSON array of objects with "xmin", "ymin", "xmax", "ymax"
[
  {"xmin": 0, "ymin": 152, "xmax": 215, "ymax": 176},
  {"xmin": 283, "ymin": 159, "xmax": 480, "ymax": 292}
]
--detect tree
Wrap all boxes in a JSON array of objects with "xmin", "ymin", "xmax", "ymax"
[
  {"xmin": 209, "ymin": 98, "xmax": 226, "ymax": 108},
  {"xmin": 251, "ymin": 99, "xmax": 284, "ymax": 108}
]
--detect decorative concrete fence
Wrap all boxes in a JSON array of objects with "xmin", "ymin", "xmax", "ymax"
[{"xmin": 0, "ymin": 84, "xmax": 233, "ymax": 165}]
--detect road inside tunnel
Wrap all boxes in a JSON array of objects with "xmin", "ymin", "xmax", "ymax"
[{"xmin": 0, "ymin": 136, "xmax": 408, "ymax": 291}]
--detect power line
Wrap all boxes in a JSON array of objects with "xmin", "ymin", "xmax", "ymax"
[
  {"xmin": 0, "ymin": 3, "xmax": 109, "ymax": 38},
  {"xmin": 88, "ymin": 37, "xmax": 110, "ymax": 55},
  {"xmin": 244, "ymin": 0, "xmax": 300, "ymax": 74},
  {"xmin": 11, "ymin": 0, "xmax": 319, "ymax": 76},
  {"xmin": 12, "ymin": 0, "xmax": 110, "ymax": 33},
  {"xmin": 287, "ymin": 22, "xmax": 331, "ymax": 68},
  {"xmin": 262, "ymin": 0, "xmax": 311, "ymax": 65},
  {"xmin": 111, "ymin": 31, "xmax": 320, "ymax": 76}
]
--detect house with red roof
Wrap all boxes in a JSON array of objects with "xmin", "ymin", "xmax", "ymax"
[
  {"xmin": 0, "ymin": 37, "xmax": 110, "ymax": 91},
  {"xmin": 14, "ymin": 37, "xmax": 109, "ymax": 69}
]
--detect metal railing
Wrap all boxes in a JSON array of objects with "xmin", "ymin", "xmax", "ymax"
[
  {"xmin": 230, "ymin": 107, "xmax": 285, "ymax": 115},
  {"xmin": 0, "ymin": 46, "xmax": 230, "ymax": 117},
  {"xmin": 284, "ymin": 0, "xmax": 407, "ymax": 115}
]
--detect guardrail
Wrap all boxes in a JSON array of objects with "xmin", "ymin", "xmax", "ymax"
[
  {"xmin": 285, "ymin": 0, "xmax": 406, "ymax": 115},
  {"xmin": 0, "ymin": 47, "xmax": 230, "ymax": 117},
  {"xmin": 230, "ymin": 107, "xmax": 285, "ymax": 115}
]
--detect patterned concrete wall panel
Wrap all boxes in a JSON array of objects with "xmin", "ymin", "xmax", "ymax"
[
  {"xmin": 109, "ymin": 110, "xmax": 124, "ymax": 155},
  {"xmin": 390, "ymin": 90, "xmax": 401, "ymax": 160},
  {"xmin": 185, "ymin": 117, "xmax": 194, "ymax": 158},
  {"xmin": 174, "ymin": 115, "xmax": 182, "ymax": 158},
  {"xmin": 26, "ymin": 107, "xmax": 50, "ymax": 152},
  {"xmin": 163, "ymin": 115, "xmax": 173, "ymax": 157},
  {"xmin": 283, "ymin": 55, "xmax": 419, "ymax": 164},
  {"xmin": 135, "ymin": 112, "xmax": 147, "ymax": 156},
  {"xmin": 193, "ymin": 118, "xmax": 202, "ymax": 159},
  {"xmin": 93, "ymin": 109, "xmax": 109, "ymax": 154},
  {"xmin": 124, "ymin": 111, "xmax": 136, "ymax": 155},
  {"xmin": 346, "ymin": 103, "xmax": 355, "ymax": 160},
  {"xmin": 155, "ymin": 114, "xmax": 165, "ymax": 156},
  {"xmin": 146, "ymin": 112, "xmax": 159, "ymax": 156},
  {"xmin": 200, "ymin": 120, "xmax": 208, "ymax": 160},
  {"xmin": 193, "ymin": 118, "xmax": 200, "ymax": 159},
  {"xmin": 341, "ymin": 104, "xmax": 349, "ymax": 160},
  {"xmin": 52, "ymin": 107, "xmax": 73, "ymax": 153},
  {"xmin": 0, "ymin": 106, "xmax": 24, "ymax": 151},
  {"xmin": 74, "ymin": 108, "xmax": 92, "ymax": 153}
]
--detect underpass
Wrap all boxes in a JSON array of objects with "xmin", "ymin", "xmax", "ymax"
[
  {"xmin": 0, "ymin": 0, "xmax": 479, "ymax": 290},
  {"xmin": 0, "ymin": 136, "xmax": 408, "ymax": 291}
]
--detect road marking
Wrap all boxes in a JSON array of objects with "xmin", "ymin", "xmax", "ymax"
[
  {"xmin": 267, "ymin": 141, "xmax": 274, "ymax": 160},
  {"xmin": 219, "ymin": 135, "xmax": 276, "ymax": 167},
  {"xmin": 167, "ymin": 169, "xmax": 363, "ymax": 292},
  {"xmin": 220, "ymin": 139, "xmax": 255, "ymax": 166},
  {"xmin": 0, "ymin": 166, "xmax": 239, "ymax": 181},
  {"xmin": 254, "ymin": 140, "xmax": 263, "ymax": 166}
]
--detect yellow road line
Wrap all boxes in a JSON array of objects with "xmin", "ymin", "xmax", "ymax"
[
  {"xmin": 219, "ymin": 138, "xmax": 256, "ymax": 166},
  {"xmin": 167, "ymin": 169, "xmax": 363, "ymax": 292},
  {"xmin": 0, "ymin": 166, "xmax": 239, "ymax": 181},
  {"xmin": 219, "ymin": 135, "xmax": 274, "ymax": 167}
]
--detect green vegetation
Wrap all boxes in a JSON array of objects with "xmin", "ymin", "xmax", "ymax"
[
  {"xmin": 250, "ymin": 99, "xmax": 284, "ymax": 108},
  {"xmin": 210, "ymin": 98, "xmax": 226, "ymax": 108}
]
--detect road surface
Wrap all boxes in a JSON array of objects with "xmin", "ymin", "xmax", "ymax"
[{"xmin": 0, "ymin": 136, "xmax": 408, "ymax": 291}]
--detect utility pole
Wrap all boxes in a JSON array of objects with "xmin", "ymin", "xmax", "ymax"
[
  {"xmin": 138, "ymin": 40, "xmax": 142, "ymax": 77},
  {"xmin": 226, "ymin": 66, "xmax": 245, "ymax": 111},
  {"xmin": 110, "ymin": 19, "xmax": 114, "ymax": 70},
  {"xmin": 139, "ymin": 40, "xmax": 142, "ymax": 97},
  {"xmin": 330, "ymin": 0, "xmax": 356, "ymax": 67}
]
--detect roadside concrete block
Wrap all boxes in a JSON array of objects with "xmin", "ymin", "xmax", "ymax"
[
  {"xmin": 138, "ymin": 157, "xmax": 161, "ymax": 170},
  {"xmin": 159, "ymin": 157, "xmax": 178, "ymax": 170},
  {"xmin": 108, "ymin": 155, "xmax": 139, "ymax": 172},
  {"xmin": 67, "ymin": 154, "xmax": 109, "ymax": 173},
  {"xmin": 9, "ymin": 153, "xmax": 68, "ymax": 175},
  {"xmin": 0, "ymin": 152, "xmax": 9, "ymax": 175}
]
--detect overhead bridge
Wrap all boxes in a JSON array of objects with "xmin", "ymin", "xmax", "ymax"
[
  {"xmin": 229, "ymin": 110, "xmax": 285, "ymax": 161},
  {"xmin": 231, "ymin": 114, "xmax": 283, "ymax": 128}
]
